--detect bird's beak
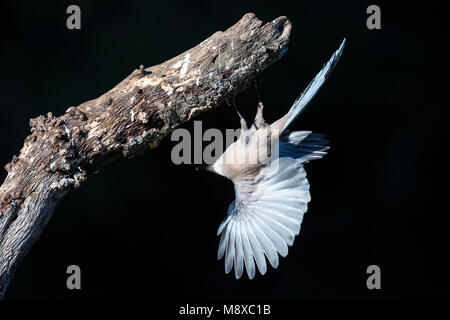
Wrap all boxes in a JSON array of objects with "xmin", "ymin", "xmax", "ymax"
[{"xmin": 195, "ymin": 164, "xmax": 209, "ymax": 171}]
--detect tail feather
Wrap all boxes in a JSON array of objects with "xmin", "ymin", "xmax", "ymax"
[{"xmin": 281, "ymin": 39, "xmax": 345, "ymax": 131}]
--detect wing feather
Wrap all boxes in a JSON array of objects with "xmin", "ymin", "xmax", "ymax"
[
  {"xmin": 244, "ymin": 221, "xmax": 267, "ymax": 275},
  {"xmin": 240, "ymin": 222, "xmax": 256, "ymax": 279},
  {"xmin": 217, "ymin": 157, "xmax": 311, "ymax": 278},
  {"xmin": 224, "ymin": 221, "xmax": 236, "ymax": 274},
  {"xmin": 234, "ymin": 223, "xmax": 245, "ymax": 279}
]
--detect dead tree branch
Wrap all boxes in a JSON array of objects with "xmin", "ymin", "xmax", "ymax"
[{"xmin": 0, "ymin": 13, "xmax": 291, "ymax": 298}]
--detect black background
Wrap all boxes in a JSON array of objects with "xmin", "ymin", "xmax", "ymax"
[{"xmin": 0, "ymin": 0, "xmax": 447, "ymax": 300}]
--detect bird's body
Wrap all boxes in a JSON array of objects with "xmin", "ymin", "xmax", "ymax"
[{"xmin": 206, "ymin": 39, "xmax": 345, "ymax": 279}]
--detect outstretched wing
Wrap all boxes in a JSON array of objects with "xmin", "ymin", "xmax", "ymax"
[
  {"xmin": 217, "ymin": 157, "xmax": 311, "ymax": 279},
  {"xmin": 279, "ymin": 130, "xmax": 330, "ymax": 164}
]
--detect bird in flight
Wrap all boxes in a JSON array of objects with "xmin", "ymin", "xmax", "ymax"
[{"xmin": 203, "ymin": 39, "xmax": 345, "ymax": 279}]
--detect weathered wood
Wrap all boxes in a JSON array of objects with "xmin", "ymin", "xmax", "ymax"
[{"xmin": 0, "ymin": 13, "xmax": 291, "ymax": 298}]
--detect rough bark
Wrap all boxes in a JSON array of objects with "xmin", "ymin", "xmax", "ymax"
[{"xmin": 0, "ymin": 13, "xmax": 291, "ymax": 298}]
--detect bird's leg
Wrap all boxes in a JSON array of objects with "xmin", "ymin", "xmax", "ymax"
[
  {"xmin": 231, "ymin": 95, "xmax": 244, "ymax": 121},
  {"xmin": 254, "ymin": 80, "xmax": 265, "ymax": 128},
  {"xmin": 231, "ymin": 96, "xmax": 248, "ymax": 140}
]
